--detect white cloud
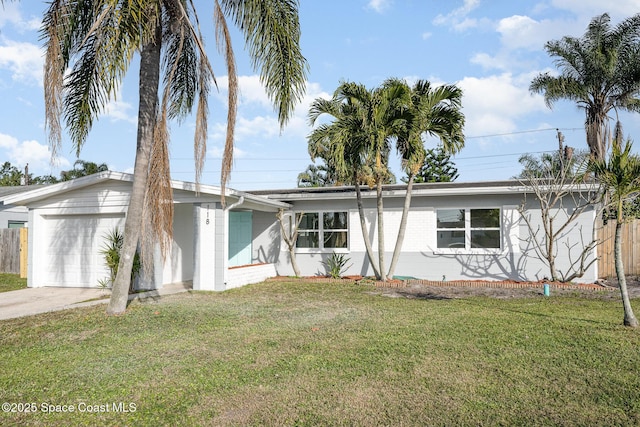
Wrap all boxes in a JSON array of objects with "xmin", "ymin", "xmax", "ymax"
[
  {"xmin": 470, "ymin": 52, "xmax": 500, "ymax": 70},
  {"xmin": 0, "ymin": 39, "xmax": 43, "ymax": 85},
  {"xmin": 212, "ymin": 75, "xmax": 272, "ymax": 108},
  {"xmin": 237, "ymin": 115, "xmax": 281, "ymax": 140},
  {"xmin": 457, "ymin": 73, "xmax": 546, "ymax": 137},
  {"xmin": 207, "ymin": 145, "xmax": 248, "ymax": 159},
  {"xmin": 469, "ymin": 13, "xmax": 584, "ymax": 72},
  {"xmin": 286, "ymin": 81, "xmax": 331, "ymax": 134},
  {"xmin": 209, "ymin": 77, "xmax": 329, "ymax": 144},
  {"xmin": 479, "ymin": 7, "xmax": 640, "ymax": 71},
  {"xmin": 497, "ymin": 15, "xmax": 543, "ymax": 50},
  {"xmin": 496, "ymin": 15, "xmax": 582, "ymax": 52},
  {"xmin": 433, "ymin": 0, "xmax": 481, "ymax": 31},
  {"xmin": 0, "ymin": 133, "xmax": 70, "ymax": 173},
  {"xmin": 104, "ymin": 98, "xmax": 137, "ymax": 124},
  {"xmin": 550, "ymin": 0, "xmax": 640, "ymax": 20},
  {"xmin": 0, "ymin": 3, "xmax": 41, "ymax": 31},
  {"xmin": 421, "ymin": 32, "xmax": 432, "ymax": 40},
  {"xmin": 207, "ymin": 115, "xmax": 278, "ymax": 144},
  {"xmin": 367, "ymin": 0, "xmax": 392, "ymax": 14}
]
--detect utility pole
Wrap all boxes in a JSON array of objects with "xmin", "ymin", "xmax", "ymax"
[
  {"xmin": 556, "ymin": 129, "xmax": 565, "ymax": 168},
  {"xmin": 556, "ymin": 129, "xmax": 565, "ymax": 154},
  {"xmin": 22, "ymin": 163, "xmax": 29, "ymax": 186}
]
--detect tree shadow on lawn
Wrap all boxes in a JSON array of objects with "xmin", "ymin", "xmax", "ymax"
[
  {"xmin": 372, "ymin": 289, "xmax": 453, "ymax": 300},
  {"xmin": 375, "ymin": 284, "xmax": 617, "ymax": 326},
  {"xmin": 456, "ymin": 297, "xmax": 614, "ymax": 326}
]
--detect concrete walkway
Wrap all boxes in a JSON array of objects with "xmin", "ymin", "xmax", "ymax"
[{"xmin": 0, "ymin": 282, "xmax": 192, "ymax": 321}]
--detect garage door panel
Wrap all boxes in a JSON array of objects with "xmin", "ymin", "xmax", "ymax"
[{"xmin": 43, "ymin": 214, "xmax": 125, "ymax": 287}]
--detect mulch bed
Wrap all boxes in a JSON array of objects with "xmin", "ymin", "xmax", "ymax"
[
  {"xmin": 270, "ymin": 275, "xmax": 610, "ymax": 290},
  {"xmin": 267, "ymin": 275, "xmax": 640, "ymax": 300}
]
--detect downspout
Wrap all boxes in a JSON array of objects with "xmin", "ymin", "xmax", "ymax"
[{"xmin": 225, "ymin": 196, "xmax": 245, "ymax": 211}]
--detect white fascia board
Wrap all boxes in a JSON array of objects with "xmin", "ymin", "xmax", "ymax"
[
  {"xmin": 260, "ymin": 183, "xmax": 596, "ymax": 202},
  {"xmin": 0, "ymin": 171, "xmax": 123, "ymax": 205},
  {"xmin": 266, "ymin": 185, "xmax": 529, "ymax": 202},
  {"xmin": 171, "ymin": 180, "xmax": 290, "ymax": 211},
  {"xmin": 1, "ymin": 171, "xmax": 289, "ymax": 211}
]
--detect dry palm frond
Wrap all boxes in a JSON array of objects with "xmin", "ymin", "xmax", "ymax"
[
  {"xmin": 190, "ymin": 0, "xmax": 212, "ymax": 194},
  {"xmin": 142, "ymin": 107, "xmax": 174, "ymax": 273},
  {"xmin": 43, "ymin": 0, "xmax": 66, "ymax": 160},
  {"xmin": 214, "ymin": 0, "xmax": 237, "ymax": 205},
  {"xmin": 194, "ymin": 54, "xmax": 210, "ymax": 193}
]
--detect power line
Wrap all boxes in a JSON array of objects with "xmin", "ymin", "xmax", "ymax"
[
  {"xmin": 454, "ymin": 150, "xmax": 548, "ymax": 160},
  {"xmin": 465, "ymin": 127, "xmax": 582, "ymax": 139},
  {"xmin": 168, "ymin": 127, "xmax": 585, "ymax": 162},
  {"xmin": 171, "ymin": 148, "xmax": 562, "ymax": 170}
]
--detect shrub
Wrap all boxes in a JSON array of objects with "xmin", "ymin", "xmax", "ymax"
[
  {"xmin": 99, "ymin": 228, "xmax": 141, "ymax": 292},
  {"xmin": 322, "ymin": 252, "xmax": 352, "ymax": 279}
]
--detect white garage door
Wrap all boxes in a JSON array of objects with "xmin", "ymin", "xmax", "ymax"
[{"xmin": 42, "ymin": 213, "xmax": 125, "ymax": 287}]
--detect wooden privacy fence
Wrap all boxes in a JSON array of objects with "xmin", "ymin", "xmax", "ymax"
[
  {"xmin": 598, "ymin": 219, "xmax": 640, "ymax": 278},
  {"xmin": 0, "ymin": 228, "xmax": 28, "ymax": 277}
]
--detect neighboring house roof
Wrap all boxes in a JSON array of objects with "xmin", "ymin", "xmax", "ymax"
[
  {"xmin": 247, "ymin": 180, "xmax": 537, "ymax": 202},
  {"xmin": 0, "ymin": 171, "xmax": 290, "ymax": 211},
  {"xmin": 0, "ymin": 185, "xmax": 47, "ymax": 203}
]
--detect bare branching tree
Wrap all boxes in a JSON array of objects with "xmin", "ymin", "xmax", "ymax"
[
  {"xmin": 276, "ymin": 208, "xmax": 304, "ymax": 277},
  {"xmin": 518, "ymin": 153, "xmax": 601, "ymax": 282}
]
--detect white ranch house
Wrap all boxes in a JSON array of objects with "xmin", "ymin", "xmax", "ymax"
[{"xmin": 0, "ymin": 171, "xmax": 599, "ymax": 290}]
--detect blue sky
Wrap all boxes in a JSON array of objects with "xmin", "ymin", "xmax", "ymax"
[{"xmin": 1, "ymin": 0, "xmax": 639, "ymax": 190}]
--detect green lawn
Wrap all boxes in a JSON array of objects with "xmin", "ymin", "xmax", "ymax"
[
  {"xmin": 1, "ymin": 280, "xmax": 639, "ymax": 426},
  {"xmin": 0, "ymin": 273, "xmax": 27, "ymax": 293}
]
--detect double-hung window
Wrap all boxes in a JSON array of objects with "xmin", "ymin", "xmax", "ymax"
[
  {"xmin": 296, "ymin": 213, "xmax": 320, "ymax": 248},
  {"xmin": 296, "ymin": 211, "xmax": 348, "ymax": 250},
  {"xmin": 436, "ymin": 208, "xmax": 501, "ymax": 250}
]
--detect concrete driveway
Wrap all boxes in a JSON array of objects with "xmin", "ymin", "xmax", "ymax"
[{"xmin": 0, "ymin": 282, "xmax": 191, "ymax": 320}]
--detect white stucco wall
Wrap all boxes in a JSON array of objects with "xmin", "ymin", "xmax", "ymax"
[{"xmin": 262, "ymin": 192, "xmax": 598, "ymax": 283}]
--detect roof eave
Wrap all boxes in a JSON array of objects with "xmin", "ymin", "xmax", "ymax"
[{"xmin": 1, "ymin": 171, "xmax": 291, "ymax": 211}]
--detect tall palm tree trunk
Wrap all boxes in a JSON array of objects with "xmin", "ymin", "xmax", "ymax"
[
  {"xmin": 387, "ymin": 172, "xmax": 415, "ymax": 279},
  {"xmin": 107, "ymin": 25, "xmax": 161, "ymax": 315},
  {"xmin": 615, "ymin": 220, "xmax": 639, "ymax": 327},
  {"xmin": 354, "ymin": 175, "xmax": 381, "ymax": 279},
  {"xmin": 586, "ymin": 117, "xmax": 607, "ymax": 161},
  {"xmin": 376, "ymin": 179, "xmax": 387, "ymax": 281}
]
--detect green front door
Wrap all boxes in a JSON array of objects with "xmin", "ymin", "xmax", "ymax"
[{"xmin": 228, "ymin": 211, "xmax": 252, "ymax": 267}]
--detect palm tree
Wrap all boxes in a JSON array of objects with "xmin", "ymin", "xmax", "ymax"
[
  {"xmin": 387, "ymin": 80, "xmax": 464, "ymax": 279},
  {"xmin": 308, "ymin": 81, "xmax": 386, "ymax": 279},
  {"xmin": 43, "ymin": 0, "xmax": 307, "ymax": 314},
  {"xmin": 530, "ymin": 13, "xmax": 640, "ymax": 161},
  {"xmin": 60, "ymin": 160, "xmax": 109, "ymax": 181},
  {"xmin": 589, "ymin": 140, "xmax": 640, "ymax": 327},
  {"xmin": 345, "ymin": 79, "xmax": 409, "ymax": 280},
  {"xmin": 297, "ymin": 163, "xmax": 337, "ymax": 187},
  {"xmin": 309, "ymin": 79, "xmax": 464, "ymax": 281}
]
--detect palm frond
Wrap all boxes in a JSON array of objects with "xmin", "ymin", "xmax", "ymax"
[
  {"xmin": 531, "ymin": 13, "xmax": 640, "ymax": 159},
  {"xmin": 214, "ymin": 0, "xmax": 237, "ymax": 202},
  {"xmin": 219, "ymin": 0, "xmax": 308, "ymax": 127}
]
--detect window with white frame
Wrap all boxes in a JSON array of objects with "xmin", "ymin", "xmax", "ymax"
[
  {"xmin": 296, "ymin": 211, "xmax": 348, "ymax": 250},
  {"xmin": 436, "ymin": 208, "xmax": 501, "ymax": 250}
]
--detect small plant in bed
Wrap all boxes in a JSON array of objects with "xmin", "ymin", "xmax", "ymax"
[{"xmin": 322, "ymin": 252, "xmax": 353, "ymax": 279}]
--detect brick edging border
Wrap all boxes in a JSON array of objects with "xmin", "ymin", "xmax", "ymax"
[
  {"xmin": 402, "ymin": 279, "xmax": 610, "ymax": 291},
  {"xmin": 268, "ymin": 276, "xmax": 613, "ymax": 291}
]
